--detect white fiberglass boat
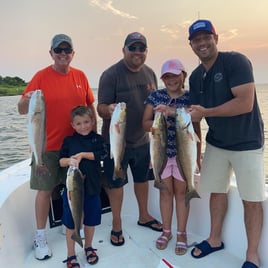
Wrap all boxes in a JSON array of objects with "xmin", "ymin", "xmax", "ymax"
[{"xmin": 0, "ymin": 159, "xmax": 267, "ymax": 268}]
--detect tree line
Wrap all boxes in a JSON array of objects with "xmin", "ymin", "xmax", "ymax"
[
  {"xmin": 0, "ymin": 75, "xmax": 27, "ymax": 86},
  {"xmin": 0, "ymin": 76, "xmax": 27, "ymax": 96}
]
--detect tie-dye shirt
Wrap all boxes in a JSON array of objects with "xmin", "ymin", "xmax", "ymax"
[{"xmin": 145, "ymin": 88, "xmax": 189, "ymax": 158}]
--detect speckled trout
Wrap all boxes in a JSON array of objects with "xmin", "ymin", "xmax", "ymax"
[
  {"xmin": 66, "ymin": 166, "xmax": 85, "ymax": 248},
  {"xmin": 27, "ymin": 89, "xmax": 49, "ymax": 176},
  {"xmin": 175, "ymin": 107, "xmax": 200, "ymax": 205},
  {"xmin": 150, "ymin": 112, "xmax": 168, "ymax": 189},
  {"xmin": 109, "ymin": 102, "xmax": 126, "ymax": 180}
]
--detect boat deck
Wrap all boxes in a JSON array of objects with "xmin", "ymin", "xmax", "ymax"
[
  {"xmin": 23, "ymin": 211, "xmax": 243, "ymax": 268},
  {"xmin": 1, "ymin": 159, "xmax": 267, "ymax": 268}
]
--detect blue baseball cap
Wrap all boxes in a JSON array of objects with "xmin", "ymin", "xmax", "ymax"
[{"xmin": 188, "ymin": 19, "xmax": 216, "ymax": 40}]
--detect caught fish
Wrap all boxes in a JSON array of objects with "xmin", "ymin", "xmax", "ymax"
[
  {"xmin": 66, "ymin": 166, "xmax": 85, "ymax": 248},
  {"xmin": 27, "ymin": 89, "xmax": 49, "ymax": 176},
  {"xmin": 175, "ymin": 107, "xmax": 200, "ymax": 205},
  {"xmin": 109, "ymin": 102, "xmax": 126, "ymax": 179},
  {"xmin": 149, "ymin": 111, "xmax": 168, "ymax": 189}
]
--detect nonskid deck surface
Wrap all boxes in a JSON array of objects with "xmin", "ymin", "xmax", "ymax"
[
  {"xmin": 2, "ymin": 160, "xmax": 264, "ymax": 267},
  {"xmin": 23, "ymin": 212, "xmax": 242, "ymax": 268}
]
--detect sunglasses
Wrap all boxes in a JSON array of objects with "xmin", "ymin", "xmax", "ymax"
[
  {"xmin": 127, "ymin": 45, "xmax": 146, "ymax": 53},
  {"xmin": 53, "ymin": 47, "xmax": 73, "ymax": 54}
]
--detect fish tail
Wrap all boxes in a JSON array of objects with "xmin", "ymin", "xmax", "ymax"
[
  {"xmin": 71, "ymin": 232, "xmax": 83, "ymax": 248},
  {"xmin": 36, "ymin": 164, "xmax": 50, "ymax": 176},
  {"xmin": 154, "ymin": 179, "xmax": 168, "ymax": 190},
  {"xmin": 185, "ymin": 190, "xmax": 201, "ymax": 206},
  {"xmin": 113, "ymin": 167, "xmax": 126, "ymax": 180}
]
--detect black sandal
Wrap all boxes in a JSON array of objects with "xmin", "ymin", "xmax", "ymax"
[
  {"xmin": 62, "ymin": 255, "xmax": 80, "ymax": 268},
  {"xmin": 110, "ymin": 230, "xmax": 125, "ymax": 246},
  {"xmin": 84, "ymin": 247, "xmax": 99, "ymax": 265}
]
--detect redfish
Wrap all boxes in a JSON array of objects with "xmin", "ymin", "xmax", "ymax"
[
  {"xmin": 109, "ymin": 102, "xmax": 126, "ymax": 180},
  {"xmin": 175, "ymin": 107, "xmax": 200, "ymax": 205},
  {"xmin": 27, "ymin": 89, "xmax": 49, "ymax": 176}
]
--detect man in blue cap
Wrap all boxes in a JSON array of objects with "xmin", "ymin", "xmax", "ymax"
[{"xmin": 188, "ymin": 19, "xmax": 265, "ymax": 268}]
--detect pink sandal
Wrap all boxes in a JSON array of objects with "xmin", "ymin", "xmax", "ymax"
[
  {"xmin": 156, "ymin": 229, "xmax": 172, "ymax": 250},
  {"xmin": 175, "ymin": 231, "xmax": 187, "ymax": 255}
]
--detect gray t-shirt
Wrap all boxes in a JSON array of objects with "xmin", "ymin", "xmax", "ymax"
[{"xmin": 98, "ymin": 59, "xmax": 157, "ymax": 147}]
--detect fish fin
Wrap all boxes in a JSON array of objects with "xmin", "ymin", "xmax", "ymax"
[
  {"xmin": 115, "ymin": 123, "xmax": 121, "ymax": 134},
  {"xmin": 150, "ymin": 127, "xmax": 156, "ymax": 135},
  {"xmin": 71, "ymin": 232, "xmax": 83, "ymax": 248},
  {"xmin": 154, "ymin": 179, "xmax": 168, "ymax": 190},
  {"xmin": 67, "ymin": 191, "xmax": 72, "ymax": 201},
  {"xmin": 185, "ymin": 190, "xmax": 201, "ymax": 206},
  {"xmin": 159, "ymin": 157, "xmax": 168, "ymax": 175},
  {"xmin": 148, "ymin": 160, "xmax": 153, "ymax": 169},
  {"xmin": 194, "ymin": 132, "xmax": 201, "ymax": 143},
  {"xmin": 187, "ymin": 131, "xmax": 195, "ymax": 141},
  {"xmin": 79, "ymin": 171, "xmax": 86, "ymax": 181},
  {"xmin": 36, "ymin": 164, "xmax": 50, "ymax": 176},
  {"xmin": 113, "ymin": 167, "xmax": 126, "ymax": 180},
  {"xmin": 175, "ymin": 157, "xmax": 186, "ymax": 182}
]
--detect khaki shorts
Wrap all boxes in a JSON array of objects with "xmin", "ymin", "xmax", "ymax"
[
  {"xmin": 30, "ymin": 151, "xmax": 68, "ymax": 191},
  {"xmin": 200, "ymin": 143, "xmax": 266, "ymax": 202}
]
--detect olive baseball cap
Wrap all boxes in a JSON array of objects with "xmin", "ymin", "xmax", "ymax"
[{"xmin": 51, "ymin": 34, "xmax": 73, "ymax": 49}]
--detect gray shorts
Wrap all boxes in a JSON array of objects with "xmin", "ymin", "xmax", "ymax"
[
  {"xmin": 103, "ymin": 143, "xmax": 151, "ymax": 188},
  {"xmin": 200, "ymin": 143, "xmax": 266, "ymax": 202},
  {"xmin": 30, "ymin": 151, "xmax": 68, "ymax": 191}
]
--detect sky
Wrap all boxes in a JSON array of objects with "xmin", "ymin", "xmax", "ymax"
[{"xmin": 1, "ymin": 0, "xmax": 268, "ymax": 88}]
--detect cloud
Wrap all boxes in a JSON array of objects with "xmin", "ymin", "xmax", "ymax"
[
  {"xmin": 89, "ymin": 0, "xmax": 138, "ymax": 19},
  {"xmin": 160, "ymin": 24, "xmax": 181, "ymax": 40},
  {"xmin": 160, "ymin": 20, "xmax": 192, "ymax": 40},
  {"xmin": 220, "ymin": 29, "xmax": 238, "ymax": 41}
]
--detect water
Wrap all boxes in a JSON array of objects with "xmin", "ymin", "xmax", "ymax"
[
  {"xmin": 1, "ymin": 86, "xmax": 268, "ymax": 179},
  {"xmin": 0, "ymin": 95, "xmax": 29, "ymax": 169}
]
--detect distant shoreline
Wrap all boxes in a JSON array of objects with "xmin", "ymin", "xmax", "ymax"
[
  {"xmin": 0, "ymin": 86, "xmax": 25, "ymax": 97},
  {"xmin": 0, "ymin": 84, "xmax": 267, "ymax": 97}
]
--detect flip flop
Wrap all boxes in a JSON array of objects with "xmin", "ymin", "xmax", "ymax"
[
  {"xmin": 110, "ymin": 230, "xmax": 125, "ymax": 246},
  {"xmin": 191, "ymin": 240, "xmax": 224, "ymax": 258},
  {"xmin": 242, "ymin": 261, "xmax": 259, "ymax": 268},
  {"xmin": 137, "ymin": 219, "xmax": 162, "ymax": 232}
]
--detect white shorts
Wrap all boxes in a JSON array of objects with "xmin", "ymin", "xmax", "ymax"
[{"xmin": 200, "ymin": 143, "xmax": 266, "ymax": 202}]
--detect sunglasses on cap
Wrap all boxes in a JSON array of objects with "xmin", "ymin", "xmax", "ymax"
[
  {"xmin": 127, "ymin": 45, "xmax": 146, "ymax": 53},
  {"xmin": 53, "ymin": 47, "xmax": 73, "ymax": 54}
]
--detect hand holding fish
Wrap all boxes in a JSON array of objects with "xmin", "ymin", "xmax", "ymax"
[
  {"xmin": 18, "ymin": 91, "xmax": 35, "ymax": 114},
  {"xmin": 108, "ymin": 103, "xmax": 117, "ymax": 117},
  {"xmin": 154, "ymin": 104, "xmax": 176, "ymax": 118},
  {"xmin": 189, "ymin": 105, "xmax": 206, "ymax": 122},
  {"xmin": 24, "ymin": 91, "xmax": 34, "ymax": 100},
  {"xmin": 69, "ymin": 156, "xmax": 79, "ymax": 168}
]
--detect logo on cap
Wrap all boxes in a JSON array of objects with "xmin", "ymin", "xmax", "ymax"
[
  {"xmin": 188, "ymin": 19, "xmax": 216, "ymax": 40},
  {"xmin": 124, "ymin": 32, "xmax": 147, "ymax": 47},
  {"xmin": 193, "ymin": 21, "xmax": 207, "ymax": 30}
]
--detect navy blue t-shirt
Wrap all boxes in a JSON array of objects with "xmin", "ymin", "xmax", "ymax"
[{"xmin": 189, "ymin": 52, "xmax": 264, "ymax": 150}]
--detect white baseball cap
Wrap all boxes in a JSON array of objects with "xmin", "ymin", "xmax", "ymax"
[{"xmin": 160, "ymin": 59, "xmax": 186, "ymax": 78}]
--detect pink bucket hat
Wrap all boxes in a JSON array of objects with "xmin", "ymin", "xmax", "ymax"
[{"xmin": 160, "ymin": 59, "xmax": 186, "ymax": 78}]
